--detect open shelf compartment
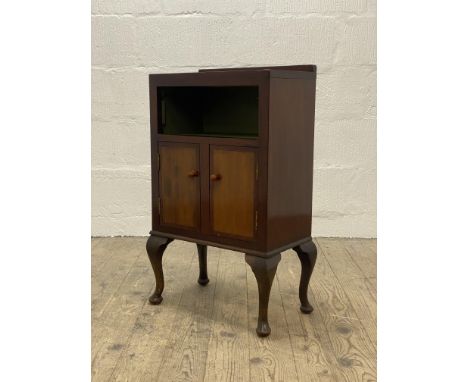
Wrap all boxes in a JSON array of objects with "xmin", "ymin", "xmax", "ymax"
[{"xmin": 157, "ymin": 86, "xmax": 259, "ymax": 138}]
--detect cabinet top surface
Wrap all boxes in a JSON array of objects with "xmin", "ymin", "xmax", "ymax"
[{"xmin": 149, "ymin": 65, "xmax": 317, "ymax": 82}]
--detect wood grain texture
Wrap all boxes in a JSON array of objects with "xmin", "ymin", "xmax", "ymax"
[
  {"xmin": 92, "ymin": 237, "xmax": 376, "ymax": 382},
  {"xmin": 92, "ymin": 237, "xmax": 143, "ymax": 319},
  {"xmin": 159, "ymin": 143, "xmax": 200, "ymax": 230},
  {"xmin": 210, "ymin": 146, "xmax": 257, "ymax": 239},
  {"xmin": 314, "ymin": 239, "xmax": 377, "ymax": 382},
  {"xmin": 92, "ymin": 238, "xmax": 149, "ymax": 381},
  {"xmin": 91, "ymin": 237, "xmax": 125, "ymax": 279},
  {"xmin": 153, "ymin": 246, "xmax": 221, "ymax": 382},
  {"xmin": 275, "ymin": 247, "xmax": 340, "ymax": 382},
  {"xmin": 124, "ymin": 240, "xmax": 198, "ymax": 382},
  {"xmin": 317, "ymin": 238, "xmax": 377, "ymax": 345},
  {"xmin": 266, "ymin": 77, "xmax": 316, "ymax": 251},
  {"xmin": 346, "ymin": 239, "xmax": 377, "ymax": 279},
  {"xmin": 204, "ymin": 249, "xmax": 250, "ymax": 381}
]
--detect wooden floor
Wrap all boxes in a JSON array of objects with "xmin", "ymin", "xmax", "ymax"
[{"xmin": 92, "ymin": 237, "xmax": 376, "ymax": 382}]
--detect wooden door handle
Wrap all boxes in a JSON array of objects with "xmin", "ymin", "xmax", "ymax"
[
  {"xmin": 210, "ymin": 174, "xmax": 222, "ymax": 181},
  {"xmin": 187, "ymin": 170, "xmax": 199, "ymax": 177}
]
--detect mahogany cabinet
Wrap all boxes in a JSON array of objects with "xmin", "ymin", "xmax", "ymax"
[{"xmin": 146, "ymin": 65, "xmax": 318, "ymax": 337}]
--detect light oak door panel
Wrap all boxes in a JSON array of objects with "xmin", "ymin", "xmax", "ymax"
[
  {"xmin": 210, "ymin": 146, "xmax": 257, "ymax": 239},
  {"xmin": 159, "ymin": 143, "xmax": 200, "ymax": 230}
]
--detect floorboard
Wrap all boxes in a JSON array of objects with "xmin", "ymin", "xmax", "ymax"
[
  {"xmin": 91, "ymin": 237, "xmax": 377, "ymax": 382},
  {"xmin": 317, "ymin": 239, "xmax": 377, "ymax": 345},
  {"xmin": 204, "ymin": 248, "xmax": 250, "ymax": 382}
]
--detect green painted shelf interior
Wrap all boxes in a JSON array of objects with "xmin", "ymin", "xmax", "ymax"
[{"xmin": 158, "ymin": 86, "xmax": 259, "ymax": 138}]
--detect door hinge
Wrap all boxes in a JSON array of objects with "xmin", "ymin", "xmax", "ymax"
[
  {"xmin": 255, "ymin": 161, "xmax": 258, "ymax": 180},
  {"xmin": 255, "ymin": 210, "xmax": 258, "ymax": 231},
  {"xmin": 158, "ymin": 197, "xmax": 161, "ymax": 214},
  {"xmin": 157, "ymin": 153, "xmax": 160, "ymax": 172}
]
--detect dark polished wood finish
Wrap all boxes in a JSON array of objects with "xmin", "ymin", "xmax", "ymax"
[
  {"xmin": 147, "ymin": 65, "xmax": 318, "ymax": 337},
  {"xmin": 146, "ymin": 235, "xmax": 173, "ymax": 305},
  {"xmin": 266, "ymin": 77, "xmax": 316, "ymax": 251},
  {"xmin": 199, "ymin": 64, "xmax": 316, "ymax": 75},
  {"xmin": 245, "ymin": 253, "xmax": 281, "ymax": 337},
  {"xmin": 196, "ymin": 244, "xmax": 209, "ymax": 286},
  {"xmin": 293, "ymin": 239, "xmax": 318, "ymax": 314}
]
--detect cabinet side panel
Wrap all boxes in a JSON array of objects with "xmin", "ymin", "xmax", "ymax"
[
  {"xmin": 267, "ymin": 77, "xmax": 316, "ymax": 251},
  {"xmin": 149, "ymin": 76, "xmax": 159, "ymax": 230}
]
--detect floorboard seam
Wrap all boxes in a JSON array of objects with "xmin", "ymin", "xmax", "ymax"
[
  {"xmin": 201, "ymin": 250, "xmax": 222, "ymax": 382},
  {"xmin": 316, "ymin": 239, "xmax": 377, "ymax": 353},
  {"xmin": 343, "ymin": 246, "xmax": 378, "ymax": 298},
  {"xmin": 245, "ymin": 260, "xmax": 252, "ymax": 382},
  {"xmin": 92, "ymin": 250, "xmax": 144, "ymax": 368},
  {"xmin": 92, "ymin": 238, "xmax": 377, "ymax": 381},
  {"xmin": 93, "ymin": 250, "xmax": 143, "ymax": 320},
  {"xmin": 276, "ymin": 273, "xmax": 301, "ymax": 382},
  {"xmin": 153, "ymin": 251, "xmax": 197, "ymax": 382}
]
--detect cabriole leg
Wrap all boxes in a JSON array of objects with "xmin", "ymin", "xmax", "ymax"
[
  {"xmin": 196, "ymin": 244, "xmax": 209, "ymax": 286},
  {"xmin": 146, "ymin": 235, "xmax": 173, "ymax": 305},
  {"xmin": 293, "ymin": 239, "xmax": 318, "ymax": 314},
  {"xmin": 245, "ymin": 253, "xmax": 281, "ymax": 337}
]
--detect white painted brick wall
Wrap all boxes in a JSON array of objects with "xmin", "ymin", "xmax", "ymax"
[{"xmin": 92, "ymin": 0, "xmax": 377, "ymax": 237}]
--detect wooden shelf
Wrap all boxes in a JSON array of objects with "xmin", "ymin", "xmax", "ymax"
[
  {"xmin": 159, "ymin": 133, "xmax": 258, "ymax": 139},
  {"xmin": 158, "ymin": 86, "xmax": 259, "ymax": 137}
]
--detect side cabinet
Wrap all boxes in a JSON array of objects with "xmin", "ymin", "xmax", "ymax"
[{"xmin": 148, "ymin": 66, "xmax": 317, "ymax": 337}]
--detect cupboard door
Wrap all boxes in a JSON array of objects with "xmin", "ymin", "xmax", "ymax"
[
  {"xmin": 210, "ymin": 146, "xmax": 257, "ymax": 239},
  {"xmin": 159, "ymin": 143, "xmax": 200, "ymax": 230}
]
